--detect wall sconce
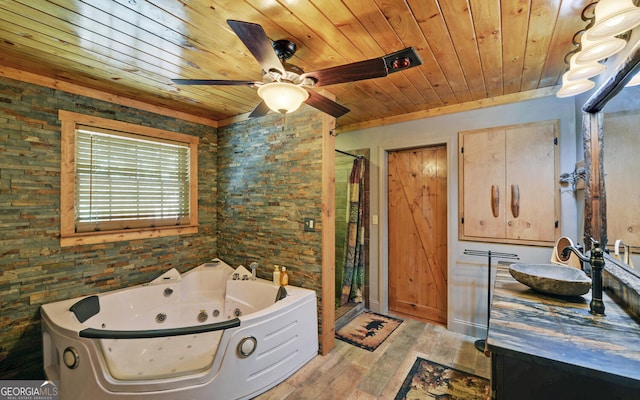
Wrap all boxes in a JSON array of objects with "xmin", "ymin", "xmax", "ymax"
[
  {"xmin": 557, "ymin": 0, "xmax": 639, "ymax": 98},
  {"xmin": 557, "ymin": 72, "xmax": 596, "ymax": 97},
  {"xmin": 257, "ymin": 82, "xmax": 309, "ymax": 114},
  {"xmin": 587, "ymin": 0, "xmax": 640, "ymax": 40},
  {"xmin": 574, "ymin": 28, "xmax": 627, "ymax": 63},
  {"xmin": 565, "ymin": 53, "xmax": 607, "ymax": 80}
]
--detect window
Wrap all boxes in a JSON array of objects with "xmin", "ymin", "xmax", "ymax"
[{"xmin": 60, "ymin": 111, "xmax": 198, "ymax": 246}]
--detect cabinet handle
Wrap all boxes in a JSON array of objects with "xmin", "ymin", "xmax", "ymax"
[
  {"xmin": 491, "ymin": 185, "xmax": 499, "ymax": 218},
  {"xmin": 511, "ymin": 184, "xmax": 520, "ymax": 218}
]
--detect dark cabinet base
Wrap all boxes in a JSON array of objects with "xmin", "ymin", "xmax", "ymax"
[{"xmin": 492, "ymin": 352, "xmax": 640, "ymax": 400}]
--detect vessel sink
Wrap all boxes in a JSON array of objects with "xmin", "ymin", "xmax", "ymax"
[{"xmin": 509, "ymin": 263, "xmax": 592, "ymax": 296}]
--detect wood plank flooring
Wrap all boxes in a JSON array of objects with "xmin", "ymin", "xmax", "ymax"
[{"xmin": 255, "ymin": 318, "xmax": 491, "ymax": 399}]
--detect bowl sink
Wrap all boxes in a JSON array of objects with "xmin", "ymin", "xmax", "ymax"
[{"xmin": 508, "ymin": 263, "xmax": 592, "ymax": 296}]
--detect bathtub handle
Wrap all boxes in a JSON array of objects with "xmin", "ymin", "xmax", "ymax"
[
  {"xmin": 238, "ymin": 336, "xmax": 257, "ymax": 358},
  {"xmin": 79, "ymin": 318, "xmax": 241, "ymax": 339}
]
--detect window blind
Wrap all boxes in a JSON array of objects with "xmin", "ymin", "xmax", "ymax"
[{"xmin": 75, "ymin": 126, "xmax": 191, "ymax": 233}]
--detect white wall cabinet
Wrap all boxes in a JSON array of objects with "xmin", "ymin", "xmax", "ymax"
[{"xmin": 458, "ymin": 120, "xmax": 560, "ymax": 245}]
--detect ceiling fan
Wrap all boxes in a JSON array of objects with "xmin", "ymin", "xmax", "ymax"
[{"xmin": 172, "ymin": 20, "xmax": 423, "ymax": 118}]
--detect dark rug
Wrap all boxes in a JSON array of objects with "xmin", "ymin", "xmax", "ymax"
[
  {"xmin": 335, "ymin": 311, "xmax": 403, "ymax": 351},
  {"xmin": 395, "ymin": 357, "xmax": 490, "ymax": 400}
]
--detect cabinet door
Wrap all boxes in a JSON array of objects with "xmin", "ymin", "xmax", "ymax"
[
  {"xmin": 459, "ymin": 121, "xmax": 559, "ymax": 245},
  {"xmin": 461, "ymin": 129, "xmax": 506, "ymax": 239},
  {"xmin": 505, "ymin": 123, "xmax": 557, "ymax": 241}
]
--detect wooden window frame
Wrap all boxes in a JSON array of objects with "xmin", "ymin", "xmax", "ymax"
[{"xmin": 59, "ymin": 110, "xmax": 199, "ymax": 246}]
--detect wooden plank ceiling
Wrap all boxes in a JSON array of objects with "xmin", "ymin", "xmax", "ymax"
[{"xmin": 0, "ymin": 0, "xmax": 593, "ymax": 130}]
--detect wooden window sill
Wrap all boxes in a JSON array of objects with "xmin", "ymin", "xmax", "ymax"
[{"xmin": 60, "ymin": 225, "xmax": 198, "ymax": 247}]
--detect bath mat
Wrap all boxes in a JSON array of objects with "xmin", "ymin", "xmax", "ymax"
[
  {"xmin": 395, "ymin": 357, "xmax": 490, "ymax": 400},
  {"xmin": 335, "ymin": 311, "xmax": 402, "ymax": 351}
]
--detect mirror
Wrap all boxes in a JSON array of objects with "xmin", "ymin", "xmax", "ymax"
[
  {"xmin": 602, "ymin": 87, "xmax": 640, "ymax": 268},
  {"xmin": 581, "ymin": 32, "xmax": 640, "ymax": 272}
]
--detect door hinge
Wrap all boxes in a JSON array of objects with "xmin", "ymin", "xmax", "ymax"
[
  {"xmin": 461, "ymin": 146, "xmax": 464, "ymax": 154},
  {"xmin": 461, "ymin": 217, "xmax": 465, "ymax": 224},
  {"xmin": 555, "ymin": 220, "xmax": 559, "ymax": 228},
  {"xmin": 554, "ymin": 137, "xmax": 558, "ymax": 145}
]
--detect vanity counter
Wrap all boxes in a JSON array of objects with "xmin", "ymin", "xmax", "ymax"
[{"xmin": 487, "ymin": 265, "xmax": 640, "ymax": 399}]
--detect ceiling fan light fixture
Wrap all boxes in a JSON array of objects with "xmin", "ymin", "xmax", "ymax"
[
  {"xmin": 565, "ymin": 53, "xmax": 606, "ymax": 81},
  {"xmin": 556, "ymin": 73, "xmax": 596, "ymax": 98},
  {"xmin": 588, "ymin": 0, "xmax": 640, "ymax": 40},
  {"xmin": 257, "ymin": 82, "xmax": 309, "ymax": 114},
  {"xmin": 574, "ymin": 29, "xmax": 627, "ymax": 63}
]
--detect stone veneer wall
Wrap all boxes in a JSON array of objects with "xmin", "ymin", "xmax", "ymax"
[
  {"xmin": 216, "ymin": 110, "xmax": 325, "ymax": 346},
  {"xmin": 0, "ymin": 76, "xmax": 218, "ymax": 378}
]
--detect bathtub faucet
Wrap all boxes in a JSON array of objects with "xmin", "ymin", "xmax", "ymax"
[
  {"xmin": 249, "ymin": 262, "xmax": 259, "ymax": 280},
  {"xmin": 562, "ymin": 239, "xmax": 605, "ymax": 315}
]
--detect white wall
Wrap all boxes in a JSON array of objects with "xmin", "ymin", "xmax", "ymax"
[{"xmin": 336, "ymin": 95, "xmax": 579, "ymax": 338}]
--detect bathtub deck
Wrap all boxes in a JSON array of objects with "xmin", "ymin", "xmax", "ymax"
[{"xmin": 254, "ymin": 318, "xmax": 490, "ymax": 399}]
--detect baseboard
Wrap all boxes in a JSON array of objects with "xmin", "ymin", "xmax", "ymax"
[{"xmin": 450, "ymin": 317, "xmax": 486, "ymax": 339}]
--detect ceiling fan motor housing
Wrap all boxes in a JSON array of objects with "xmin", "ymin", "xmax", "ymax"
[{"xmin": 272, "ymin": 39, "xmax": 297, "ymax": 62}]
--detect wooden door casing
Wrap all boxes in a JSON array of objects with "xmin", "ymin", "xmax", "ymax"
[{"xmin": 388, "ymin": 145, "xmax": 448, "ymax": 325}]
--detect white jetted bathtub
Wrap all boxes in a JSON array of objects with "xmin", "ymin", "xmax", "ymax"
[{"xmin": 41, "ymin": 259, "xmax": 318, "ymax": 399}]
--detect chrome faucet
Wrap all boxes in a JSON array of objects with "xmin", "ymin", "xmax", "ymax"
[
  {"xmin": 249, "ymin": 262, "xmax": 259, "ymax": 280},
  {"xmin": 562, "ymin": 239, "xmax": 605, "ymax": 315}
]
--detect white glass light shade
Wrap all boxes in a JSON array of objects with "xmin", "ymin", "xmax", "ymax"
[
  {"xmin": 565, "ymin": 53, "xmax": 606, "ymax": 81},
  {"xmin": 574, "ymin": 29, "xmax": 627, "ymax": 64},
  {"xmin": 556, "ymin": 73, "xmax": 595, "ymax": 98},
  {"xmin": 257, "ymin": 82, "xmax": 309, "ymax": 114},
  {"xmin": 626, "ymin": 71, "xmax": 640, "ymax": 87},
  {"xmin": 587, "ymin": 0, "xmax": 640, "ymax": 40}
]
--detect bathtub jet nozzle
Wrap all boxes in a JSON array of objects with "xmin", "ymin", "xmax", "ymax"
[{"xmin": 198, "ymin": 310, "xmax": 208, "ymax": 322}]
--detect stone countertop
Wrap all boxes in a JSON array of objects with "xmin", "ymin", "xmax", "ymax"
[{"xmin": 487, "ymin": 265, "xmax": 640, "ymax": 386}]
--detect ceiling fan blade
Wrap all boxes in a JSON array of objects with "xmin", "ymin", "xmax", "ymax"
[
  {"xmin": 227, "ymin": 20, "xmax": 285, "ymax": 75},
  {"xmin": 304, "ymin": 90, "xmax": 350, "ymax": 118},
  {"xmin": 172, "ymin": 79, "xmax": 256, "ymax": 86},
  {"xmin": 302, "ymin": 58, "xmax": 386, "ymax": 87},
  {"xmin": 302, "ymin": 47, "xmax": 423, "ymax": 87},
  {"xmin": 248, "ymin": 100, "xmax": 271, "ymax": 118}
]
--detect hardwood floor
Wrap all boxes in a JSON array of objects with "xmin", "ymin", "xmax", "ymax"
[{"xmin": 255, "ymin": 317, "xmax": 491, "ymax": 399}]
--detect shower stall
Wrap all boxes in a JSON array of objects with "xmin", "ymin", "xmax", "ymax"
[{"xmin": 334, "ymin": 149, "xmax": 369, "ymax": 323}]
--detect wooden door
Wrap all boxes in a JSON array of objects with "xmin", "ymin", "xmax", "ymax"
[{"xmin": 388, "ymin": 145, "xmax": 448, "ymax": 325}]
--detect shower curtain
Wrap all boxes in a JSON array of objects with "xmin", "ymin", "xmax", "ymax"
[{"xmin": 340, "ymin": 157, "xmax": 365, "ymax": 305}]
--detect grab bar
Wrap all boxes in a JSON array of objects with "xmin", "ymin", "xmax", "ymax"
[{"xmin": 79, "ymin": 318, "xmax": 241, "ymax": 339}]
